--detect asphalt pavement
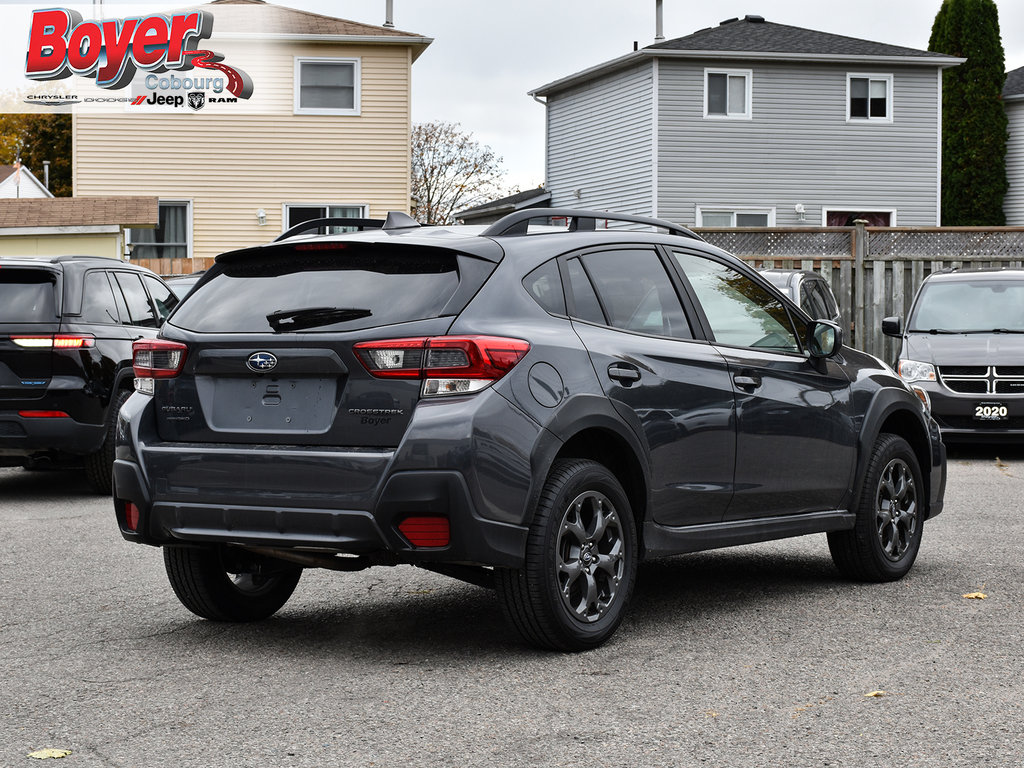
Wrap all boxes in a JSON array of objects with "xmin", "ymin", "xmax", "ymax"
[{"xmin": 2, "ymin": 444, "xmax": 1023, "ymax": 767}]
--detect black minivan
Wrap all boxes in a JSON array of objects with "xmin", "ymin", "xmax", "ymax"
[{"xmin": 884, "ymin": 268, "xmax": 1024, "ymax": 439}]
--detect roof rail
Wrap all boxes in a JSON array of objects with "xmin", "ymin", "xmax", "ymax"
[
  {"xmin": 481, "ymin": 208, "xmax": 703, "ymax": 241},
  {"xmin": 274, "ymin": 217, "xmax": 385, "ymax": 242},
  {"xmin": 274, "ymin": 211, "xmax": 421, "ymax": 242}
]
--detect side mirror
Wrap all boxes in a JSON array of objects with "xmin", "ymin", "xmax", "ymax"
[
  {"xmin": 807, "ymin": 320, "xmax": 842, "ymax": 359},
  {"xmin": 882, "ymin": 316, "xmax": 902, "ymax": 337}
]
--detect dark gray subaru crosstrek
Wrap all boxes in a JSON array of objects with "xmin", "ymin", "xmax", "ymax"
[{"xmin": 113, "ymin": 209, "xmax": 946, "ymax": 651}]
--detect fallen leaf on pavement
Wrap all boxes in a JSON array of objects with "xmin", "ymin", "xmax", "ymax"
[
  {"xmin": 27, "ymin": 749, "xmax": 72, "ymax": 760},
  {"xmin": 962, "ymin": 592, "xmax": 988, "ymax": 599},
  {"xmin": 864, "ymin": 690, "xmax": 886, "ymax": 698}
]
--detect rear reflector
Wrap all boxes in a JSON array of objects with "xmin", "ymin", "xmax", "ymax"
[
  {"xmin": 398, "ymin": 516, "xmax": 450, "ymax": 548},
  {"xmin": 125, "ymin": 502, "xmax": 140, "ymax": 532},
  {"xmin": 354, "ymin": 336, "xmax": 530, "ymax": 397},
  {"xmin": 12, "ymin": 334, "xmax": 95, "ymax": 349},
  {"xmin": 18, "ymin": 410, "xmax": 69, "ymax": 418}
]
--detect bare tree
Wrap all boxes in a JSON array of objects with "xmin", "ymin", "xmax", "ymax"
[{"xmin": 411, "ymin": 121, "xmax": 508, "ymax": 224}]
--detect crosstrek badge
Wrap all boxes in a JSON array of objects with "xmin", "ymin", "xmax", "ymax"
[{"xmin": 24, "ymin": 7, "xmax": 253, "ymax": 98}]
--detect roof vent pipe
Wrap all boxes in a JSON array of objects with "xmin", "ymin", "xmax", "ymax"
[
  {"xmin": 384, "ymin": 0, "xmax": 394, "ymax": 28},
  {"xmin": 655, "ymin": 0, "xmax": 664, "ymax": 41}
]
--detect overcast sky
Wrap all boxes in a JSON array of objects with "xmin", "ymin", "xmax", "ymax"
[{"xmin": 4, "ymin": 0, "xmax": 1024, "ymax": 191}]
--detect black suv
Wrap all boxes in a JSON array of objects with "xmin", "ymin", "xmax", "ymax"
[
  {"xmin": 0, "ymin": 256, "xmax": 179, "ymax": 491},
  {"xmin": 113, "ymin": 210, "xmax": 946, "ymax": 650},
  {"xmin": 884, "ymin": 268, "xmax": 1024, "ymax": 440}
]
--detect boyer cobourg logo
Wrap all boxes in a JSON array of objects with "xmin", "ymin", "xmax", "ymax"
[{"xmin": 24, "ymin": 8, "xmax": 253, "ymax": 100}]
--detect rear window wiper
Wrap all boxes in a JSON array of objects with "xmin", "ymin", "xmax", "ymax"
[{"xmin": 266, "ymin": 306, "xmax": 372, "ymax": 332}]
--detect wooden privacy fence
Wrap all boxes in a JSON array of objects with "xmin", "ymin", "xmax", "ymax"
[
  {"xmin": 699, "ymin": 224, "xmax": 1024, "ymax": 363},
  {"xmin": 135, "ymin": 225, "xmax": 1024, "ymax": 364}
]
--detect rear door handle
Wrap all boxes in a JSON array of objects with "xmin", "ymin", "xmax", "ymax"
[
  {"xmin": 733, "ymin": 373, "xmax": 762, "ymax": 390},
  {"xmin": 607, "ymin": 363, "xmax": 641, "ymax": 385}
]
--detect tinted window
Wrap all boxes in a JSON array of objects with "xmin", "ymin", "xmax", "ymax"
[
  {"xmin": 674, "ymin": 251, "xmax": 801, "ymax": 352},
  {"xmin": 800, "ymin": 280, "xmax": 829, "ymax": 320},
  {"xmin": 581, "ymin": 250, "xmax": 690, "ymax": 338},
  {"xmin": 143, "ymin": 275, "xmax": 179, "ymax": 322},
  {"xmin": 170, "ymin": 248, "xmax": 461, "ymax": 333},
  {"xmin": 0, "ymin": 269, "xmax": 57, "ymax": 322},
  {"xmin": 114, "ymin": 273, "xmax": 159, "ymax": 328},
  {"xmin": 566, "ymin": 258, "xmax": 605, "ymax": 325},
  {"xmin": 523, "ymin": 260, "xmax": 566, "ymax": 315},
  {"xmin": 80, "ymin": 271, "xmax": 121, "ymax": 324},
  {"xmin": 909, "ymin": 279, "xmax": 1024, "ymax": 333}
]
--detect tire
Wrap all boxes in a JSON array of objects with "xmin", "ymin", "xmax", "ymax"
[
  {"xmin": 496, "ymin": 459, "xmax": 638, "ymax": 651},
  {"xmin": 828, "ymin": 433, "xmax": 924, "ymax": 582},
  {"xmin": 163, "ymin": 546, "xmax": 302, "ymax": 622},
  {"xmin": 85, "ymin": 389, "xmax": 132, "ymax": 495}
]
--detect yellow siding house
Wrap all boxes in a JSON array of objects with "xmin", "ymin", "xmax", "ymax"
[{"xmin": 73, "ymin": 0, "xmax": 431, "ymax": 264}]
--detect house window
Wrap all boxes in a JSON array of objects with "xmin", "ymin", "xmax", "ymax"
[
  {"xmin": 704, "ymin": 69, "xmax": 752, "ymax": 119},
  {"xmin": 284, "ymin": 204, "xmax": 366, "ymax": 234},
  {"xmin": 697, "ymin": 208, "xmax": 773, "ymax": 227},
  {"xmin": 848, "ymin": 74, "xmax": 893, "ymax": 122},
  {"xmin": 295, "ymin": 58, "xmax": 360, "ymax": 115},
  {"xmin": 824, "ymin": 209, "xmax": 895, "ymax": 226},
  {"xmin": 130, "ymin": 201, "xmax": 191, "ymax": 259}
]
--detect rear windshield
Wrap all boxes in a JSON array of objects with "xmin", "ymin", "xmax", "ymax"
[
  {"xmin": 909, "ymin": 278, "xmax": 1024, "ymax": 333},
  {"xmin": 0, "ymin": 268, "xmax": 58, "ymax": 322},
  {"xmin": 169, "ymin": 247, "xmax": 462, "ymax": 333}
]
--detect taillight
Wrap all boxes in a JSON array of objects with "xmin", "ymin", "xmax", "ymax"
[
  {"xmin": 132, "ymin": 339, "xmax": 188, "ymax": 394},
  {"xmin": 354, "ymin": 336, "xmax": 530, "ymax": 397},
  {"xmin": 12, "ymin": 334, "xmax": 95, "ymax": 348}
]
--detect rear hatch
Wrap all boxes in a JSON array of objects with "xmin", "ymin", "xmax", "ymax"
[
  {"xmin": 0, "ymin": 264, "xmax": 61, "ymax": 402},
  {"xmin": 151, "ymin": 240, "xmax": 498, "ymax": 447}
]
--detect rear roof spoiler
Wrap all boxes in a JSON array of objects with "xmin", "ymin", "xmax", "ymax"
[{"xmin": 275, "ymin": 211, "xmax": 420, "ymax": 242}]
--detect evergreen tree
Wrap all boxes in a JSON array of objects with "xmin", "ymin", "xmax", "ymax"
[{"xmin": 929, "ymin": 0, "xmax": 1008, "ymax": 225}]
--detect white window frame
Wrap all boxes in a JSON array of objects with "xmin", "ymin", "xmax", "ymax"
[
  {"xmin": 821, "ymin": 207, "xmax": 898, "ymax": 226},
  {"xmin": 282, "ymin": 203, "xmax": 368, "ymax": 234},
  {"xmin": 127, "ymin": 199, "xmax": 193, "ymax": 259},
  {"xmin": 294, "ymin": 57, "xmax": 361, "ymax": 116},
  {"xmin": 703, "ymin": 68, "xmax": 752, "ymax": 120},
  {"xmin": 846, "ymin": 73, "xmax": 894, "ymax": 123},
  {"xmin": 696, "ymin": 206, "xmax": 775, "ymax": 227}
]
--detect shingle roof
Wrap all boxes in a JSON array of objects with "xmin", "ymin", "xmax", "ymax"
[
  {"xmin": 1005, "ymin": 65, "xmax": 1024, "ymax": 99},
  {"xmin": 0, "ymin": 166, "xmax": 14, "ymax": 184},
  {"xmin": 532, "ymin": 15, "xmax": 963, "ymax": 97},
  {"xmin": 200, "ymin": 0, "xmax": 428, "ymax": 40},
  {"xmin": 0, "ymin": 197, "xmax": 159, "ymax": 229},
  {"xmin": 456, "ymin": 188, "xmax": 551, "ymax": 218},
  {"xmin": 647, "ymin": 15, "xmax": 956, "ymax": 60}
]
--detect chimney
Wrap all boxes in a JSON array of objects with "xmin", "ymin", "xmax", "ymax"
[
  {"xmin": 383, "ymin": 0, "xmax": 394, "ymax": 28},
  {"xmin": 654, "ymin": 0, "xmax": 664, "ymax": 42},
  {"xmin": 43, "ymin": 160, "xmax": 50, "ymax": 191}
]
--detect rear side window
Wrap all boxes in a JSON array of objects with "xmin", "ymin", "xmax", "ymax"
[
  {"xmin": 80, "ymin": 271, "xmax": 121, "ymax": 324},
  {"xmin": 170, "ymin": 248, "xmax": 462, "ymax": 333},
  {"xmin": 523, "ymin": 260, "xmax": 566, "ymax": 315},
  {"xmin": 0, "ymin": 268, "xmax": 57, "ymax": 322},
  {"xmin": 114, "ymin": 273, "xmax": 159, "ymax": 328}
]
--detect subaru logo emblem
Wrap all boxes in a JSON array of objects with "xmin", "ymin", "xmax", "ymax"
[{"xmin": 247, "ymin": 351, "xmax": 277, "ymax": 372}]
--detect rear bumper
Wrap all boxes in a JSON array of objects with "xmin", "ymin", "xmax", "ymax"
[
  {"xmin": 113, "ymin": 459, "xmax": 528, "ymax": 567},
  {"xmin": 0, "ymin": 411, "xmax": 105, "ymax": 457}
]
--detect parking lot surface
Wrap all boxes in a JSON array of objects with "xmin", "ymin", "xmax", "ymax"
[{"xmin": 2, "ymin": 445, "xmax": 1023, "ymax": 767}]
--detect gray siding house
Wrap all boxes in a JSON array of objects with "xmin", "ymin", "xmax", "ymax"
[
  {"xmin": 1004, "ymin": 66, "xmax": 1024, "ymax": 225},
  {"xmin": 531, "ymin": 15, "xmax": 963, "ymax": 228}
]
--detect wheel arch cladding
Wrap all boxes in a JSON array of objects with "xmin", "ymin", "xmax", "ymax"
[
  {"xmin": 860, "ymin": 392, "xmax": 933, "ymax": 516},
  {"xmin": 553, "ymin": 426, "xmax": 648, "ymax": 548}
]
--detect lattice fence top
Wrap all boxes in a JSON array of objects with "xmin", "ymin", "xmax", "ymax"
[
  {"xmin": 699, "ymin": 229, "xmax": 853, "ymax": 258},
  {"xmin": 867, "ymin": 230, "xmax": 1024, "ymax": 259}
]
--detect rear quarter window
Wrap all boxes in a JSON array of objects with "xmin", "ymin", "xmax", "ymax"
[
  {"xmin": 0, "ymin": 268, "xmax": 57, "ymax": 322},
  {"xmin": 170, "ymin": 247, "xmax": 464, "ymax": 333}
]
